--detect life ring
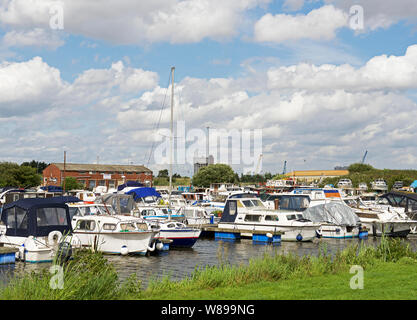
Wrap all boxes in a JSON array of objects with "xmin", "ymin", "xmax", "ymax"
[{"xmin": 48, "ymin": 231, "xmax": 63, "ymax": 245}]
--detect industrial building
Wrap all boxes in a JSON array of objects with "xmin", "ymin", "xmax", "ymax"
[{"xmin": 43, "ymin": 163, "xmax": 153, "ymax": 190}]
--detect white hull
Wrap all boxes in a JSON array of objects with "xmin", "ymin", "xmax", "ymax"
[
  {"xmin": 0, "ymin": 236, "xmax": 55, "ymax": 263},
  {"xmin": 317, "ymin": 224, "xmax": 360, "ymax": 239},
  {"xmin": 72, "ymin": 231, "xmax": 155, "ymax": 255},
  {"xmin": 217, "ymin": 222, "xmax": 318, "ymax": 242}
]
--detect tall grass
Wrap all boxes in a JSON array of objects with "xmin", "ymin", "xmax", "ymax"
[
  {"xmin": 0, "ymin": 250, "xmax": 140, "ymax": 300},
  {"xmin": 0, "ymin": 236, "xmax": 416, "ymax": 299}
]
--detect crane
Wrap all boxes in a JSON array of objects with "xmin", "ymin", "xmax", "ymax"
[
  {"xmin": 361, "ymin": 150, "xmax": 368, "ymax": 164},
  {"xmin": 282, "ymin": 160, "xmax": 287, "ymax": 175}
]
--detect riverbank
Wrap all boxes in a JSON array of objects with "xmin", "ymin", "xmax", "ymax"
[{"xmin": 0, "ymin": 237, "xmax": 416, "ymax": 300}]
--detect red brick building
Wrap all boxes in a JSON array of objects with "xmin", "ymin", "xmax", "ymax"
[{"xmin": 43, "ymin": 163, "xmax": 153, "ymax": 190}]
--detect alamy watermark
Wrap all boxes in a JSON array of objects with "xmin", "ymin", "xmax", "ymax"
[
  {"xmin": 49, "ymin": 1, "xmax": 64, "ymax": 30},
  {"xmin": 49, "ymin": 265, "xmax": 64, "ymax": 289},
  {"xmin": 349, "ymin": 265, "xmax": 364, "ymax": 290},
  {"xmin": 153, "ymin": 121, "xmax": 263, "ymax": 174},
  {"xmin": 349, "ymin": 5, "xmax": 364, "ymax": 31}
]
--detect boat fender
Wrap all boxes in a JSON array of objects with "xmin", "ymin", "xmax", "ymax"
[
  {"xmin": 121, "ymin": 245, "xmax": 129, "ymax": 256},
  {"xmin": 296, "ymin": 233, "xmax": 303, "ymax": 242},
  {"xmin": 48, "ymin": 231, "xmax": 63, "ymax": 246},
  {"xmin": 156, "ymin": 242, "xmax": 164, "ymax": 251},
  {"xmin": 147, "ymin": 241, "xmax": 156, "ymax": 252},
  {"xmin": 266, "ymin": 233, "xmax": 273, "ymax": 238}
]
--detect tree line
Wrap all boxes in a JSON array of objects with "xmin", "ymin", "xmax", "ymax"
[{"xmin": 0, "ymin": 161, "xmax": 47, "ymax": 188}]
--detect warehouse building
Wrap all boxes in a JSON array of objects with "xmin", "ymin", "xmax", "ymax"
[
  {"xmin": 284, "ymin": 170, "xmax": 349, "ymax": 183},
  {"xmin": 43, "ymin": 163, "xmax": 153, "ymax": 190}
]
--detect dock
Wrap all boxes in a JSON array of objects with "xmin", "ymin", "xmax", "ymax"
[{"xmin": 190, "ymin": 223, "xmax": 283, "ymax": 244}]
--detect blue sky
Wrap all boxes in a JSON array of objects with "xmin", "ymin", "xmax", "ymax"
[{"xmin": 1, "ymin": 0, "xmax": 417, "ymax": 176}]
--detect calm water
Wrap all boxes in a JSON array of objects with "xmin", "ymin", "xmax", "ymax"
[{"xmin": 2, "ymin": 235, "xmax": 417, "ymax": 287}]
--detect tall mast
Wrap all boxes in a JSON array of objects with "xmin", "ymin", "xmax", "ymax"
[{"xmin": 169, "ymin": 67, "xmax": 175, "ymax": 204}]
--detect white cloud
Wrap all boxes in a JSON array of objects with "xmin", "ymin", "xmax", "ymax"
[
  {"xmin": 267, "ymin": 45, "xmax": 417, "ymax": 91},
  {"xmin": 325, "ymin": 0, "xmax": 417, "ymax": 31},
  {"xmin": 254, "ymin": 5, "xmax": 348, "ymax": 43},
  {"xmin": 0, "ymin": 0, "xmax": 270, "ymax": 45},
  {"xmin": 1, "ymin": 28, "xmax": 64, "ymax": 49},
  {"xmin": 283, "ymin": 0, "xmax": 305, "ymax": 11}
]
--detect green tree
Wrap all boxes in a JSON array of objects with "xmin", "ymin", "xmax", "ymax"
[
  {"xmin": 157, "ymin": 169, "xmax": 169, "ymax": 178},
  {"xmin": 0, "ymin": 162, "xmax": 41, "ymax": 188},
  {"xmin": 192, "ymin": 164, "xmax": 236, "ymax": 187},
  {"xmin": 21, "ymin": 160, "xmax": 49, "ymax": 174},
  {"xmin": 348, "ymin": 163, "xmax": 374, "ymax": 173},
  {"xmin": 62, "ymin": 177, "xmax": 84, "ymax": 191}
]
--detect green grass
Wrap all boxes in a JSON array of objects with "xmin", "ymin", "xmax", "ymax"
[
  {"xmin": 141, "ymin": 260, "xmax": 417, "ymax": 300},
  {"xmin": 2, "ymin": 237, "xmax": 417, "ymax": 300}
]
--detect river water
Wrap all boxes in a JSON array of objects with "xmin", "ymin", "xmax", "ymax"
[{"xmin": 2, "ymin": 235, "xmax": 417, "ymax": 288}]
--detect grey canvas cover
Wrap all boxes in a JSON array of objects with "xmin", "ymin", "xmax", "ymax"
[{"xmin": 303, "ymin": 202, "xmax": 360, "ymax": 226}]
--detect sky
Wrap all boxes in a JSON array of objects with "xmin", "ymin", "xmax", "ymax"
[{"xmin": 1, "ymin": 0, "xmax": 417, "ymax": 177}]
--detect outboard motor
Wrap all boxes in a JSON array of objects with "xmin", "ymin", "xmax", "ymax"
[{"xmin": 55, "ymin": 241, "xmax": 73, "ymax": 264}]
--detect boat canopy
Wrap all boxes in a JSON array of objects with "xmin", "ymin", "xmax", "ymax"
[
  {"xmin": 95, "ymin": 194, "xmax": 136, "ymax": 214},
  {"xmin": 117, "ymin": 181, "xmax": 144, "ymax": 191},
  {"xmin": 1, "ymin": 197, "xmax": 73, "ymax": 237},
  {"xmin": 379, "ymin": 191, "xmax": 417, "ymax": 219},
  {"xmin": 125, "ymin": 187, "xmax": 161, "ymax": 201},
  {"xmin": 40, "ymin": 185, "xmax": 63, "ymax": 192},
  {"xmin": 302, "ymin": 202, "xmax": 360, "ymax": 226}
]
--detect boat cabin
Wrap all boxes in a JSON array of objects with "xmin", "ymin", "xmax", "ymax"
[{"xmin": 0, "ymin": 198, "xmax": 72, "ymax": 238}]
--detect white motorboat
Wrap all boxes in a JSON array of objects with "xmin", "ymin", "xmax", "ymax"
[
  {"xmin": 371, "ymin": 179, "xmax": 388, "ymax": 191},
  {"xmin": 153, "ymin": 220, "xmax": 201, "ymax": 248},
  {"xmin": 337, "ymin": 179, "xmax": 353, "ymax": 189},
  {"xmin": 218, "ymin": 194, "xmax": 320, "ymax": 242},
  {"xmin": 0, "ymin": 197, "xmax": 75, "ymax": 263},
  {"xmin": 283, "ymin": 188, "xmax": 364, "ymax": 239},
  {"xmin": 358, "ymin": 183, "xmax": 368, "ymax": 191},
  {"xmin": 347, "ymin": 191, "xmax": 417, "ymax": 237},
  {"xmin": 71, "ymin": 214, "xmax": 160, "ymax": 255},
  {"xmin": 176, "ymin": 206, "xmax": 213, "ymax": 226}
]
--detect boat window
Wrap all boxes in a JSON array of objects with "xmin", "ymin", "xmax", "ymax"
[
  {"xmin": 265, "ymin": 215, "xmax": 279, "ymax": 221},
  {"xmin": 69, "ymin": 207, "xmax": 81, "ymax": 219},
  {"xmin": 296, "ymin": 214, "xmax": 304, "ymax": 219},
  {"xmin": 278, "ymin": 196, "xmax": 310, "ymax": 211},
  {"xmin": 167, "ymin": 223, "xmax": 176, "ymax": 228},
  {"xmin": 229, "ymin": 201, "xmax": 237, "ymax": 215},
  {"xmin": 37, "ymin": 207, "xmax": 68, "ymax": 226},
  {"xmin": 15, "ymin": 207, "xmax": 28, "ymax": 230},
  {"xmin": 286, "ymin": 214, "xmax": 297, "ymax": 221},
  {"xmin": 136, "ymin": 223, "xmax": 148, "ymax": 231},
  {"xmin": 120, "ymin": 223, "xmax": 136, "ymax": 231},
  {"xmin": 103, "ymin": 223, "xmax": 116, "ymax": 231},
  {"xmin": 244, "ymin": 214, "xmax": 261, "ymax": 222},
  {"xmin": 5, "ymin": 209, "xmax": 16, "ymax": 229},
  {"xmin": 242, "ymin": 200, "xmax": 255, "ymax": 207},
  {"xmin": 251, "ymin": 200, "xmax": 265, "ymax": 207},
  {"xmin": 76, "ymin": 220, "xmax": 95, "ymax": 231}
]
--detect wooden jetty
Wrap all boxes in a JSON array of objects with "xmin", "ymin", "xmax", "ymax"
[{"xmin": 191, "ymin": 223, "xmax": 283, "ymax": 244}]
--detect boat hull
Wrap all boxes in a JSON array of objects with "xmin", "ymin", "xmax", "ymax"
[
  {"xmin": 217, "ymin": 222, "xmax": 318, "ymax": 242},
  {"xmin": 72, "ymin": 231, "xmax": 154, "ymax": 255},
  {"xmin": 156, "ymin": 229, "xmax": 201, "ymax": 248}
]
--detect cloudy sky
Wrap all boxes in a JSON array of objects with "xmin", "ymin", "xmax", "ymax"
[{"xmin": 1, "ymin": 0, "xmax": 417, "ymax": 176}]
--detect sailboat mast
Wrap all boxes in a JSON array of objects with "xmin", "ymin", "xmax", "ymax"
[{"xmin": 169, "ymin": 67, "xmax": 175, "ymax": 204}]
